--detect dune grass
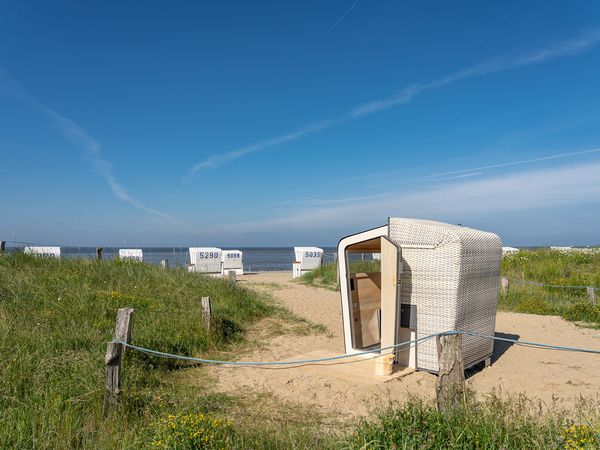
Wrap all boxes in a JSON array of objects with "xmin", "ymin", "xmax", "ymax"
[
  {"xmin": 500, "ymin": 249, "xmax": 600, "ymax": 327},
  {"xmin": 501, "ymin": 248, "xmax": 600, "ymax": 287},
  {"xmin": 0, "ymin": 253, "xmax": 278, "ymax": 449},
  {"xmin": 2, "ymin": 251, "xmax": 600, "ymax": 449},
  {"xmin": 346, "ymin": 393, "xmax": 600, "ymax": 449}
]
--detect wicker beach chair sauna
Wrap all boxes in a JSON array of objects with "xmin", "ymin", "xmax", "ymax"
[{"xmin": 338, "ymin": 218, "xmax": 502, "ymax": 372}]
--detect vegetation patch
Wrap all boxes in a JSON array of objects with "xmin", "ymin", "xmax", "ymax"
[
  {"xmin": 502, "ymin": 248, "xmax": 600, "ymax": 288},
  {"xmin": 0, "ymin": 253, "xmax": 275, "ymax": 448},
  {"xmin": 500, "ymin": 249, "xmax": 600, "ymax": 328},
  {"xmin": 2, "ymin": 251, "xmax": 600, "ymax": 448},
  {"xmin": 345, "ymin": 394, "xmax": 600, "ymax": 450},
  {"xmin": 150, "ymin": 413, "xmax": 233, "ymax": 449}
]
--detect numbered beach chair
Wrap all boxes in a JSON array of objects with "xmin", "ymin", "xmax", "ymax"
[
  {"xmin": 24, "ymin": 246, "xmax": 61, "ymax": 258},
  {"xmin": 222, "ymin": 250, "xmax": 243, "ymax": 275},
  {"xmin": 292, "ymin": 247, "xmax": 323, "ymax": 278},
  {"xmin": 118, "ymin": 249, "xmax": 143, "ymax": 262},
  {"xmin": 188, "ymin": 247, "xmax": 223, "ymax": 276}
]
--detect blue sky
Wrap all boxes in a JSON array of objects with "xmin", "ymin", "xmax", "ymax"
[{"xmin": 1, "ymin": 1, "xmax": 600, "ymax": 247}]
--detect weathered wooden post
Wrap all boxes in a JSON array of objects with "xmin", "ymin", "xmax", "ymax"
[
  {"xmin": 160, "ymin": 259, "xmax": 169, "ymax": 269},
  {"xmin": 228, "ymin": 270, "xmax": 236, "ymax": 285},
  {"xmin": 435, "ymin": 333, "xmax": 466, "ymax": 413},
  {"xmin": 500, "ymin": 277, "xmax": 509, "ymax": 295},
  {"xmin": 201, "ymin": 296, "xmax": 212, "ymax": 332},
  {"xmin": 103, "ymin": 307, "xmax": 134, "ymax": 417},
  {"xmin": 588, "ymin": 287, "xmax": 597, "ymax": 305},
  {"xmin": 0, "ymin": 241, "xmax": 5, "ymax": 254},
  {"xmin": 96, "ymin": 247, "xmax": 103, "ymax": 260}
]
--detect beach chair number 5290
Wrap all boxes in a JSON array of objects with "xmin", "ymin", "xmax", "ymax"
[{"xmin": 198, "ymin": 252, "xmax": 218, "ymax": 259}]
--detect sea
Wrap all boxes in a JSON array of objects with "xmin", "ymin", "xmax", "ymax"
[{"xmin": 5, "ymin": 246, "xmax": 338, "ymax": 272}]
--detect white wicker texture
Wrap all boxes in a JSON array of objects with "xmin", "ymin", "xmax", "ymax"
[{"xmin": 388, "ymin": 218, "xmax": 502, "ymax": 372}]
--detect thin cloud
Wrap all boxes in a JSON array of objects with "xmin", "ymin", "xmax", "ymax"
[
  {"xmin": 0, "ymin": 69, "xmax": 180, "ymax": 223},
  {"xmin": 434, "ymin": 172, "xmax": 482, "ymax": 181},
  {"xmin": 215, "ymin": 160, "xmax": 600, "ymax": 234},
  {"xmin": 296, "ymin": 192, "xmax": 391, "ymax": 207},
  {"xmin": 427, "ymin": 146, "xmax": 600, "ymax": 178},
  {"xmin": 186, "ymin": 28, "xmax": 600, "ymax": 177},
  {"xmin": 184, "ymin": 117, "xmax": 341, "ymax": 178},
  {"xmin": 330, "ymin": 0, "xmax": 360, "ymax": 31}
]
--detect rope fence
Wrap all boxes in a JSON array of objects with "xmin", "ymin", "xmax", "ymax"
[
  {"xmin": 99, "ymin": 294, "xmax": 600, "ymax": 417},
  {"xmin": 103, "ymin": 307, "xmax": 600, "ymax": 415},
  {"xmin": 113, "ymin": 330, "xmax": 600, "ymax": 368},
  {"xmin": 506, "ymin": 277, "xmax": 599, "ymax": 291},
  {"xmin": 114, "ymin": 333, "xmax": 435, "ymax": 366},
  {"xmin": 500, "ymin": 277, "xmax": 597, "ymax": 304}
]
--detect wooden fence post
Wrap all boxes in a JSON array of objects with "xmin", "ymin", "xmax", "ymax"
[
  {"xmin": 0, "ymin": 241, "xmax": 5, "ymax": 254},
  {"xmin": 588, "ymin": 287, "xmax": 597, "ymax": 305},
  {"xmin": 435, "ymin": 333, "xmax": 466, "ymax": 413},
  {"xmin": 501, "ymin": 277, "xmax": 509, "ymax": 295},
  {"xmin": 201, "ymin": 297, "xmax": 212, "ymax": 332},
  {"xmin": 161, "ymin": 259, "xmax": 169, "ymax": 269},
  {"xmin": 103, "ymin": 307, "xmax": 134, "ymax": 417},
  {"xmin": 96, "ymin": 247, "xmax": 103, "ymax": 260}
]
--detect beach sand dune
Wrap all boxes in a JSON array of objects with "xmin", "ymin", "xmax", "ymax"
[{"xmin": 208, "ymin": 272, "xmax": 600, "ymax": 417}]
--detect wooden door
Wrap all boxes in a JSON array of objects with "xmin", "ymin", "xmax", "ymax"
[{"xmin": 380, "ymin": 236, "xmax": 401, "ymax": 359}]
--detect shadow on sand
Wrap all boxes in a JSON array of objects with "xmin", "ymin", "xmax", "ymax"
[{"xmin": 465, "ymin": 331, "xmax": 519, "ymax": 378}]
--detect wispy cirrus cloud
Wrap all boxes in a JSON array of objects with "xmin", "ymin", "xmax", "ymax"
[
  {"xmin": 213, "ymin": 159, "xmax": 600, "ymax": 235},
  {"xmin": 186, "ymin": 28, "xmax": 600, "ymax": 178},
  {"xmin": 0, "ymin": 69, "xmax": 180, "ymax": 223}
]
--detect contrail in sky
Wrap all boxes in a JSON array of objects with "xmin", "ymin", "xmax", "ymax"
[
  {"xmin": 330, "ymin": 0, "xmax": 360, "ymax": 31},
  {"xmin": 186, "ymin": 28, "xmax": 600, "ymax": 177},
  {"xmin": 427, "ymin": 146, "xmax": 600, "ymax": 178},
  {"xmin": 0, "ymin": 68, "xmax": 179, "ymax": 222}
]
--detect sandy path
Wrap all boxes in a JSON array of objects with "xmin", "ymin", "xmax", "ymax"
[{"xmin": 209, "ymin": 272, "xmax": 600, "ymax": 417}]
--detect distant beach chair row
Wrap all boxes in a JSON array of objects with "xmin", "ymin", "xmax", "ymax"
[
  {"xmin": 19, "ymin": 245, "xmax": 327, "ymax": 277},
  {"xmin": 23, "ymin": 246, "xmax": 146, "ymax": 261}
]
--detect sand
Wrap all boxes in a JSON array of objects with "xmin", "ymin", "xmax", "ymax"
[{"xmin": 208, "ymin": 272, "xmax": 600, "ymax": 417}]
